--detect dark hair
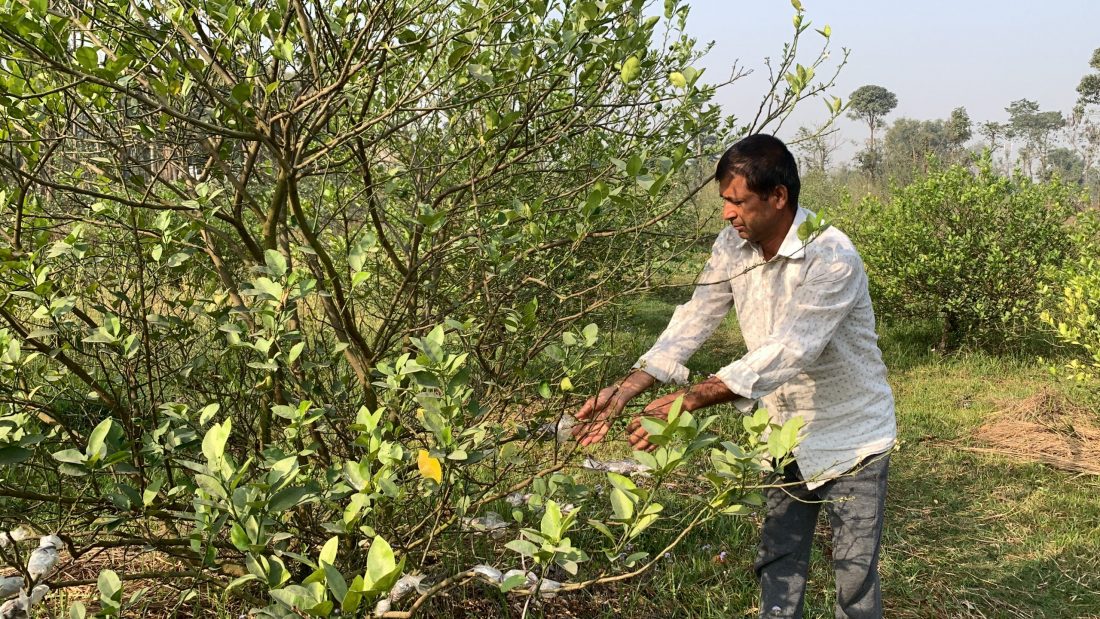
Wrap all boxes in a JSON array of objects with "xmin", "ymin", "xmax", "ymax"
[{"xmin": 715, "ymin": 134, "xmax": 800, "ymax": 209}]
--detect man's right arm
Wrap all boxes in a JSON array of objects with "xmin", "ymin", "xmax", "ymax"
[
  {"xmin": 573, "ymin": 229, "xmax": 736, "ymax": 445},
  {"xmin": 633, "ymin": 228, "xmax": 737, "ymax": 384}
]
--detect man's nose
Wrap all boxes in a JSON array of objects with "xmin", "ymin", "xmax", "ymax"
[{"xmin": 723, "ymin": 203, "xmax": 736, "ymax": 221}]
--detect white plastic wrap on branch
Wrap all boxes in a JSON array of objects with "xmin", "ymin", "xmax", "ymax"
[
  {"xmin": 373, "ymin": 573, "xmax": 429, "ymax": 617},
  {"xmin": 581, "ymin": 457, "xmax": 652, "ymax": 476},
  {"xmin": 26, "ymin": 536, "xmax": 61, "ymax": 583},
  {"xmin": 0, "ymin": 585, "xmax": 47, "ymax": 619},
  {"xmin": 504, "ymin": 492, "xmax": 532, "ymax": 507},
  {"xmin": 376, "ymin": 563, "xmax": 566, "ymax": 615},
  {"xmin": 503, "ymin": 494, "xmax": 576, "ymax": 516},
  {"xmin": 388, "ymin": 573, "xmax": 427, "ymax": 603},
  {"xmin": 501, "ymin": 570, "xmax": 561, "ymax": 599},
  {"xmin": 471, "ymin": 564, "xmax": 503, "ymax": 583},
  {"xmin": 460, "ymin": 511, "xmax": 510, "ymax": 538},
  {"xmin": 0, "ymin": 577, "xmax": 22, "ymax": 601},
  {"xmin": 0, "ymin": 528, "xmax": 33, "ymax": 550},
  {"xmin": 532, "ymin": 415, "xmax": 577, "ymax": 443}
]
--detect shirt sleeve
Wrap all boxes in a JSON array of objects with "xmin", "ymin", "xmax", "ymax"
[
  {"xmin": 633, "ymin": 229, "xmax": 735, "ymax": 384},
  {"xmin": 714, "ymin": 251, "xmax": 864, "ymax": 399}
]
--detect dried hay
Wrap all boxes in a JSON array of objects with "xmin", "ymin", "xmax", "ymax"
[
  {"xmin": 41, "ymin": 545, "xmax": 233, "ymax": 618},
  {"xmin": 966, "ymin": 388, "xmax": 1100, "ymax": 475}
]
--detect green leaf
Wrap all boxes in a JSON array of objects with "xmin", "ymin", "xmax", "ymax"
[
  {"xmin": 632, "ymin": 450, "xmax": 658, "ymax": 471},
  {"xmin": 86, "ymin": 417, "xmax": 113, "ymax": 463},
  {"xmin": 287, "ymin": 341, "xmax": 306, "ymax": 364},
  {"xmin": 610, "ymin": 488, "xmax": 634, "ymax": 520},
  {"xmin": 342, "ymin": 576, "xmax": 364, "ymax": 613},
  {"xmin": 272, "ymin": 39, "xmax": 294, "ymax": 62},
  {"xmin": 202, "ymin": 418, "xmax": 231, "ymax": 467},
  {"xmin": 199, "ymin": 403, "xmax": 220, "ymax": 425},
  {"xmin": 52, "ymin": 448, "xmax": 87, "ymax": 465},
  {"xmin": 230, "ymin": 522, "xmax": 250, "ymax": 551},
  {"xmin": 582, "ymin": 323, "xmax": 599, "ymax": 346},
  {"xmin": 231, "ymin": 81, "xmax": 253, "ymax": 104},
  {"xmin": 251, "ymin": 277, "xmax": 283, "ymax": 301},
  {"xmin": 98, "ymin": 569, "xmax": 122, "ymax": 602},
  {"xmin": 791, "ymin": 0, "xmax": 803, "ymax": 11},
  {"xmin": 620, "ymin": 56, "xmax": 641, "ymax": 84},
  {"xmin": 629, "ymin": 512, "xmax": 660, "ymax": 537},
  {"xmin": 505, "ymin": 539, "xmax": 539, "ymax": 558},
  {"xmin": 586, "ymin": 518, "xmax": 615, "ymax": 541},
  {"xmin": 323, "ymin": 561, "xmax": 348, "ymax": 602},
  {"xmin": 0, "ymin": 445, "xmax": 32, "ymax": 466},
  {"xmin": 142, "ymin": 478, "xmax": 163, "ymax": 507},
  {"xmin": 269, "ymin": 482, "xmax": 319, "ymax": 512},
  {"xmin": 75, "ymin": 46, "xmax": 99, "ymax": 71},
  {"xmin": 365, "ymin": 535, "xmax": 396, "ymax": 585},
  {"xmin": 500, "ymin": 573, "xmax": 528, "ymax": 592},
  {"xmin": 264, "ymin": 249, "xmax": 287, "ymax": 277},
  {"xmin": 68, "ymin": 601, "xmax": 87, "ymax": 619},
  {"xmin": 319, "ymin": 536, "xmax": 339, "ymax": 566},
  {"xmin": 541, "ymin": 500, "xmax": 563, "ymax": 539},
  {"xmin": 468, "ymin": 63, "xmax": 494, "ymax": 85},
  {"xmin": 224, "ymin": 574, "xmax": 258, "ymax": 595}
]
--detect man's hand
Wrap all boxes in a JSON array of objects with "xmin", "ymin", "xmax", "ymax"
[
  {"xmin": 572, "ymin": 370, "xmax": 655, "ymax": 446},
  {"xmin": 627, "ymin": 376, "xmax": 738, "ymax": 452},
  {"xmin": 571, "ymin": 384, "xmax": 626, "ymax": 446},
  {"xmin": 626, "ymin": 390, "xmax": 686, "ymax": 452}
]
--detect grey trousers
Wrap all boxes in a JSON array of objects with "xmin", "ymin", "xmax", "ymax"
[{"xmin": 755, "ymin": 454, "xmax": 890, "ymax": 619}]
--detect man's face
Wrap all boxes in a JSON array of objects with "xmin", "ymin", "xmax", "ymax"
[{"xmin": 719, "ymin": 174, "xmax": 788, "ymax": 245}]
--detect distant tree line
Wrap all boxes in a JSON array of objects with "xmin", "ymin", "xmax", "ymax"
[{"xmin": 791, "ymin": 48, "xmax": 1100, "ymax": 202}]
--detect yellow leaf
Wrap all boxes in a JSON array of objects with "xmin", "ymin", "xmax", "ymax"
[{"xmin": 417, "ymin": 449, "xmax": 442, "ymax": 483}]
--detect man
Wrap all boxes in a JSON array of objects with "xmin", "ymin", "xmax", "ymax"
[{"xmin": 572, "ymin": 134, "xmax": 896, "ymax": 619}]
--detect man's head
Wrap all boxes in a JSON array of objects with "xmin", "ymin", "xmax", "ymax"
[
  {"xmin": 715, "ymin": 135, "xmax": 800, "ymax": 255},
  {"xmin": 714, "ymin": 134, "xmax": 800, "ymax": 210}
]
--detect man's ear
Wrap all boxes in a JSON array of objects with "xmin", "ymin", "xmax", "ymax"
[{"xmin": 771, "ymin": 185, "xmax": 789, "ymax": 211}]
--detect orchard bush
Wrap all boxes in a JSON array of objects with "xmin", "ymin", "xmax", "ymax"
[
  {"xmin": 853, "ymin": 156, "xmax": 1082, "ymax": 349},
  {"xmin": 0, "ymin": 0, "xmax": 844, "ymax": 616},
  {"xmin": 1041, "ymin": 209, "xmax": 1100, "ymax": 391}
]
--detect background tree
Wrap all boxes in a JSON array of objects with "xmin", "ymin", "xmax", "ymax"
[
  {"xmin": 1076, "ymin": 47, "xmax": 1100, "ymax": 107},
  {"xmin": 792, "ymin": 125, "xmax": 841, "ymax": 173},
  {"xmin": 881, "ymin": 118, "xmax": 951, "ymax": 182},
  {"xmin": 847, "ymin": 84, "xmax": 898, "ymax": 162},
  {"xmin": 1006, "ymin": 98, "xmax": 1066, "ymax": 178},
  {"xmin": 946, "ymin": 106, "xmax": 973, "ymax": 151},
  {"xmin": 979, "ymin": 121, "xmax": 1009, "ymax": 171}
]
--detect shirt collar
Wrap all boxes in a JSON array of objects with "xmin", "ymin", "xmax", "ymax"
[
  {"xmin": 731, "ymin": 206, "xmax": 814, "ymax": 260},
  {"xmin": 774, "ymin": 206, "xmax": 813, "ymax": 260}
]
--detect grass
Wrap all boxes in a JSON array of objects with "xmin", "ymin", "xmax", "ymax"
[{"xmin": 559, "ymin": 262, "xmax": 1100, "ymax": 619}]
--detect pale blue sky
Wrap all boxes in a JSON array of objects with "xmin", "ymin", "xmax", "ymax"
[{"xmin": 681, "ymin": 0, "xmax": 1100, "ymax": 155}]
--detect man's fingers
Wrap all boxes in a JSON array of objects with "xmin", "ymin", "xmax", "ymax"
[
  {"xmin": 577, "ymin": 423, "xmax": 609, "ymax": 446},
  {"xmin": 576, "ymin": 397, "xmax": 597, "ymax": 421},
  {"xmin": 627, "ymin": 421, "xmax": 656, "ymax": 452}
]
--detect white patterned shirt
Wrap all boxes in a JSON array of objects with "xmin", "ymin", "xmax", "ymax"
[{"xmin": 635, "ymin": 207, "xmax": 896, "ymax": 489}]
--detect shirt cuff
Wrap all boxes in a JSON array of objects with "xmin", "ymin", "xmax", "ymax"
[
  {"xmin": 730, "ymin": 395, "xmax": 758, "ymax": 414},
  {"xmin": 633, "ymin": 353, "xmax": 690, "ymax": 385},
  {"xmin": 714, "ymin": 360, "xmax": 761, "ymax": 400}
]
